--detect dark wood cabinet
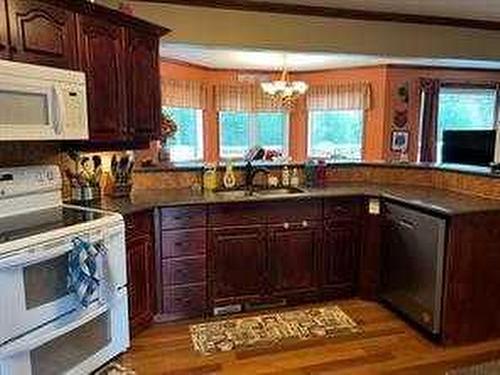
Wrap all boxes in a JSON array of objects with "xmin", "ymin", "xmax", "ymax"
[
  {"xmin": 77, "ymin": 14, "xmax": 128, "ymax": 141},
  {"xmin": 209, "ymin": 225, "xmax": 267, "ymax": 304},
  {"xmin": 7, "ymin": 0, "xmax": 77, "ymax": 69},
  {"xmin": 127, "ymin": 29, "xmax": 161, "ymax": 141},
  {"xmin": 322, "ymin": 220, "xmax": 360, "ymax": 297},
  {"xmin": 268, "ymin": 222, "xmax": 320, "ymax": 297},
  {"xmin": 125, "ymin": 210, "xmax": 155, "ymax": 336},
  {"xmin": 0, "ymin": 0, "xmax": 9, "ymax": 59},
  {"xmin": 157, "ymin": 205, "xmax": 207, "ymax": 322}
]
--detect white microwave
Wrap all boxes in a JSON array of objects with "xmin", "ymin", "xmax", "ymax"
[{"xmin": 0, "ymin": 59, "xmax": 88, "ymax": 141}]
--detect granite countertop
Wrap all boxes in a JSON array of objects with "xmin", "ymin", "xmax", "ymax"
[{"xmin": 70, "ymin": 183, "xmax": 500, "ymax": 217}]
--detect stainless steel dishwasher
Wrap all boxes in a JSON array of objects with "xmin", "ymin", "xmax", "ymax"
[{"xmin": 380, "ymin": 202, "xmax": 447, "ymax": 335}]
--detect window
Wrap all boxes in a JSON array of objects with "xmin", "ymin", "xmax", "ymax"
[
  {"xmin": 162, "ymin": 107, "xmax": 203, "ymax": 162},
  {"xmin": 308, "ymin": 110, "xmax": 364, "ymax": 160},
  {"xmin": 437, "ymin": 87, "xmax": 497, "ymax": 162},
  {"xmin": 219, "ymin": 112, "xmax": 288, "ymax": 159}
]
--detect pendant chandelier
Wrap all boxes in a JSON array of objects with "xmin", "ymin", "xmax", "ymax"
[{"xmin": 260, "ymin": 66, "xmax": 308, "ymax": 108}]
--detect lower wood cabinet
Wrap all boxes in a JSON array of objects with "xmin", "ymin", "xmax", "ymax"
[
  {"xmin": 268, "ymin": 221, "xmax": 321, "ymax": 298},
  {"xmin": 125, "ymin": 210, "xmax": 155, "ymax": 336},
  {"xmin": 157, "ymin": 205, "xmax": 208, "ymax": 321},
  {"xmin": 209, "ymin": 225, "xmax": 266, "ymax": 304},
  {"xmin": 322, "ymin": 219, "xmax": 361, "ymax": 297}
]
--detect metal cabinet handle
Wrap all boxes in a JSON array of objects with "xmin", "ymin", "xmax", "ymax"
[
  {"xmin": 302, "ymin": 220, "xmax": 308, "ymax": 228},
  {"xmin": 283, "ymin": 222, "xmax": 290, "ymax": 229}
]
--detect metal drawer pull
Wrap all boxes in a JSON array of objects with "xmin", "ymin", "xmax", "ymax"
[
  {"xmin": 302, "ymin": 220, "xmax": 308, "ymax": 228},
  {"xmin": 283, "ymin": 222, "xmax": 290, "ymax": 229}
]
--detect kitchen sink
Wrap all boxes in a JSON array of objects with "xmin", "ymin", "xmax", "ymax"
[
  {"xmin": 256, "ymin": 187, "xmax": 306, "ymax": 196},
  {"xmin": 212, "ymin": 190, "xmax": 253, "ymax": 198},
  {"xmin": 212, "ymin": 187, "xmax": 306, "ymax": 198}
]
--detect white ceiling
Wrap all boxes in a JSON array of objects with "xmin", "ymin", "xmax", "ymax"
[
  {"xmin": 160, "ymin": 43, "xmax": 500, "ymax": 71},
  {"xmin": 243, "ymin": 0, "xmax": 500, "ymax": 22}
]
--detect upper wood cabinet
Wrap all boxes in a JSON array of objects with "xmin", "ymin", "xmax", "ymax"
[
  {"xmin": 7, "ymin": 0, "xmax": 77, "ymax": 69},
  {"xmin": 127, "ymin": 29, "xmax": 161, "ymax": 142},
  {"xmin": 0, "ymin": 0, "xmax": 169, "ymax": 144},
  {"xmin": 0, "ymin": 0, "xmax": 8, "ymax": 59},
  {"xmin": 77, "ymin": 14, "xmax": 128, "ymax": 142}
]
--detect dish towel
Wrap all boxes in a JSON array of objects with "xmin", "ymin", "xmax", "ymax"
[{"xmin": 68, "ymin": 237, "xmax": 106, "ymax": 308}]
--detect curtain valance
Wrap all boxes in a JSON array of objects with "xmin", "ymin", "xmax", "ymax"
[
  {"xmin": 306, "ymin": 82, "xmax": 371, "ymax": 110},
  {"xmin": 215, "ymin": 83, "xmax": 281, "ymax": 112},
  {"xmin": 161, "ymin": 79, "xmax": 208, "ymax": 109}
]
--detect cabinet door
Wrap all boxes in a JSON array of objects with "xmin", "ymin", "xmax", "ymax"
[
  {"xmin": 268, "ymin": 221, "xmax": 320, "ymax": 296},
  {"xmin": 7, "ymin": 0, "xmax": 77, "ymax": 68},
  {"xmin": 127, "ymin": 29, "xmax": 161, "ymax": 141},
  {"xmin": 77, "ymin": 15, "xmax": 128, "ymax": 141},
  {"xmin": 209, "ymin": 226, "xmax": 266, "ymax": 304},
  {"xmin": 0, "ymin": 0, "xmax": 8, "ymax": 59},
  {"xmin": 322, "ymin": 220, "xmax": 360, "ymax": 295},
  {"xmin": 126, "ymin": 233, "xmax": 154, "ymax": 335}
]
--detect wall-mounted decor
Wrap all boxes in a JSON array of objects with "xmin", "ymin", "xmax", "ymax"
[
  {"xmin": 393, "ymin": 109, "xmax": 408, "ymax": 128},
  {"xmin": 391, "ymin": 131, "xmax": 409, "ymax": 152},
  {"xmin": 397, "ymin": 82, "xmax": 409, "ymax": 104}
]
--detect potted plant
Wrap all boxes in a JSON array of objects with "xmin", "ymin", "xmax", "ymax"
[{"xmin": 158, "ymin": 111, "xmax": 178, "ymax": 165}]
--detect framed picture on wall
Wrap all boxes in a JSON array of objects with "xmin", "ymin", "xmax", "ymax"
[{"xmin": 391, "ymin": 131, "xmax": 409, "ymax": 152}]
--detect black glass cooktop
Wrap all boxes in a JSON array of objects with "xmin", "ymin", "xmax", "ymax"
[{"xmin": 0, "ymin": 206, "xmax": 108, "ymax": 245}]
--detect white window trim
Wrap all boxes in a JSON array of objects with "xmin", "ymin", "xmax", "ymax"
[
  {"xmin": 307, "ymin": 109, "xmax": 365, "ymax": 160},
  {"xmin": 164, "ymin": 107, "xmax": 204, "ymax": 163},
  {"xmin": 218, "ymin": 111, "xmax": 289, "ymax": 160}
]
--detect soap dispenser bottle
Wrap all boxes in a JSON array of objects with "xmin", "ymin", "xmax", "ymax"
[
  {"xmin": 290, "ymin": 168, "xmax": 300, "ymax": 187},
  {"xmin": 282, "ymin": 166, "xmax": 290, "ymax": 187},
  {"xmin": 223, "ymin": 159, "xmax": 236, "ymax": 189},
  {"xmin": 203, "ymin": 164, "xmax": 218, "ymax": 192}
]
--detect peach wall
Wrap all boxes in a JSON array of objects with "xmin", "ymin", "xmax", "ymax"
[
  {"xmin": 160, "ymin": 59, "xmax": 500, "ymax": 164},
  {"xmin": 385, "ymin": 66, "xmax": 500, "ymax": 162},
  {"xmin": 160, "ymin": 60, "xmax": 388, "ymax": 163}
]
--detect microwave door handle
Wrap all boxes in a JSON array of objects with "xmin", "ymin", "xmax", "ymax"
[{"xmin": 52, "ymin": 87, "xmax": 66, "ymax": 136}]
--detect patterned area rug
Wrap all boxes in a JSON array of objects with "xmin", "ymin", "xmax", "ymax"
[
  {"xmin": 447, "ymin": 360, "xmax": 500, "ymax": 374},
  {"xmin": 93, "ymin": 362, "xmax": 136, "ymax": 375},
  {"xmin": 190, "ymin": 305, "xmax": 361, "ymax": 355}
]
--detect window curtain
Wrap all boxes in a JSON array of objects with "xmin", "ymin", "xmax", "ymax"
[
  {"xmin": 161, "ymin": 78, "xmax": 208, "ymax": 109},
  {"xmin": 215, "ymin": 83, "xmax": 280, "ymax": 112},
  {"xmin": 306, "ymin": 82, "xmax": 372, "ymax": 110},
  {"xmin": 419, "ymin": 78, "xmax": 440, "ymax": 163}
]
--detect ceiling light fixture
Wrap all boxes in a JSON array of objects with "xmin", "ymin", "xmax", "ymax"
[{"xmin": 260, "ymin": 57, "xmax": 308, "ymax": 108}]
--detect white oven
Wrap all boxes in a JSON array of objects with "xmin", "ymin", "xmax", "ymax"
[
  {"xmin": 0, "ymin": 220, "xmax": 126, "ymax": 347},
  {"xmin": 0, "ymin": 289, "xmax": 129, "ymax": 375},
  {"xmin": 0, "ymin": 59, "xmax": 88, "ymax": 140}
]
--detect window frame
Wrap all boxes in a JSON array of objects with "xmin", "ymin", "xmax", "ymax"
[
  {"xmin": 435, "ymin": 83, "xmax": 499, "ymax": 163},
  {"xmin": 162, "ymin": 106, "xmax": 205, "ymax": 163},
  {"xmin": 218, "ymin": 111, "xmax": 290, "ymax": 160},
  {"xmin": 306, "ymin": 109, "xmax": 365, "ymax": 161}
]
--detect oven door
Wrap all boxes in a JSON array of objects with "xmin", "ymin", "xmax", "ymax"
[
  {"xmin": 0, "ymin": 225, "xmax": 126, "ymax": 346},
  {"xmin": 0, "ymin": 288, "xmax": 129, "ymax": 375}
]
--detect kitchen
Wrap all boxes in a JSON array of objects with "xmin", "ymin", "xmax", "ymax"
[{"xmin": 2, "ymin": 0, "xmax": 500, "ymax": 374}]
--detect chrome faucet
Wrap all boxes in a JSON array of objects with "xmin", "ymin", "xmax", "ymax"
[{"xmin": 245, "ymin": 161, "xmax": 270, "ymax": 194}]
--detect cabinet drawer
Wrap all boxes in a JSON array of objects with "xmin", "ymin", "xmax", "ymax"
[
  {"xmin": 324, "ymin": 198, "xmax": 364, "ymax": 220},
  {"xmin": 161, "ymin": 206, "xmax": 207, "ymax": 229},
  {"xmin": 162, "ymin": 256, "xmax": 206, "ymax": 286},
  {"xmin": 125, "ymin": 210, "xmax": 152, "ymax": 238},
  {"xmin": 267, "ymin": 199, "xmax": 322, "ymax": 224},
  {"xmin": 208, "ymin": 202, "xmax": 267, "ymax": 227},
  {"xmin": 161, "ymin": 229, "xmax": 206, "ymax": 258},
  {"xmin": 163, "ymin": 284, "xmax": 206, "ymax": 314}
]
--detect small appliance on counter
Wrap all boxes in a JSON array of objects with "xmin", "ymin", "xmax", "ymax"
[{"xmin": 0, "ymin": 165, "xmax": 129, "ymax": 375}]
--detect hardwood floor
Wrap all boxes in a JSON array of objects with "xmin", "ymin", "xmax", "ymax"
[{"xmin": 119, "ymin": 299, "xmax": 500, "ymax": 374}]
